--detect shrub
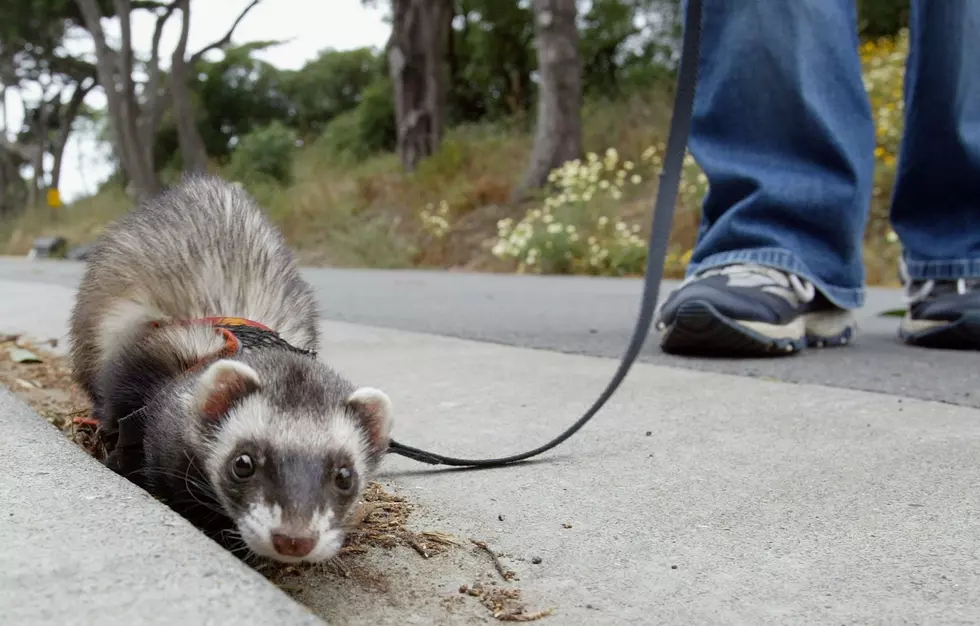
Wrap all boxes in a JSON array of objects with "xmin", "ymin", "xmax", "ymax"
[
  {"xmin": 230, "ymin": 121, "xmax": 298, "ymax": 184},
  {"xmin": 355, "ymin": 78, "xmax": 397, "ymax": 155},
  {"xmin": 485, "ymin": 144, "xmax": 707, "ymax": 276},
  {"xmin": 318, "ymin": 110, "xmax": 363, "ymax": 163},
  {"xmin": 319, "ymin": 78, "xmax": 396, "ymax": 163},
  {"xmin": 860, "ymin": 27, "xmax": 908, "ymax": 260}
]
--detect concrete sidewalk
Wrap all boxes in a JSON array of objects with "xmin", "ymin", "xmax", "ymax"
[
  {"xmin": 2, "ymin": 278, "xmax": 979, "ymax": 624},
  {"xmin": 0, "ymin": 387, "xmax": 323, "ymax": 626}
]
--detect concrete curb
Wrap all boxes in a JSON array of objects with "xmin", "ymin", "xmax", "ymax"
[{"xmin": 0, "ymin": 387, "xmax": 325, "ymax": 626}]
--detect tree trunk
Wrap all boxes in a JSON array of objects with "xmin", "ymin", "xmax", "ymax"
[
  {"xmin": 29, "ymin": 99, "xmax": 51, "ymax": 210},
  {"xmin": 512, "ymin": 0, "xmax": 582, "ymax": 202},
  {"xmin": 387, "ymin": 0, "xmax": 452, "ymax": 172},
  {"xmin": 0, "ymin": 150, "xmax": 8, "ymax": 217},
  {"xmin": 51, "ymin": 79, "xmax": 94, "ymax": 191},
  {"xmin": 141, "ymin": 1, "xmax": 179, "ymax": 170},
  {"xmin": 171, "ymin": 0, "xmax": 209, "ymax": 174},
  {"xmin": 0, "ymin": 149, "xmax": 27, "ymax": 216},
  {"xmin": 76, "ymin": 0, "xmax": 160, "ymax": 199}
]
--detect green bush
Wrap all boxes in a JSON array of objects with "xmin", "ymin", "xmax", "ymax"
[
  {"xmin": 319, "ymin": 78, "xmax": 396, "ymax": 163},
  {"xmin": 230, "ymin": 121, "xmax": 298, "ymax": 184},
  {"xmin": 355, "ymin": 78, "xmax": 397, "ymax": 155},
  {"xmin": 318, "ymin": 110, "xmax": 363, "ymax": 163}
]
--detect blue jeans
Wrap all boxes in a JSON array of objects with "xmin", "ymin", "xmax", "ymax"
[{"xmin": 685, "ymin": 0, "xmax": 980, "ymax": 309}]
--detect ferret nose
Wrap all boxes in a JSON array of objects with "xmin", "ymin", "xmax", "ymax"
[{"xmin": 271, "ymin": 532, "xmax": 317, "ymax": 558}]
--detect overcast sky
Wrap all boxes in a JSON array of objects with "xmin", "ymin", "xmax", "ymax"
[{"xmin": 2, "ymin": 0, "xmax": 391, "ymax": 202}]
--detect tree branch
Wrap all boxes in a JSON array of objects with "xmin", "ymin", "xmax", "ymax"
[
  {"xmin": 173, "ymin": 0, "xmax": 192, "ymax": 60},
  {"xmin": 52, "ymin": 77, "xmax": 96, "ymax": 189},
  {"xmin": 132, "ymin": 0, "xmax": 173, "ymax": 9},
  {"xmin": 142, "ymin": 0, "xmax": 180, "ymax": 148},
  {"xmin": 188, "ymin": 0, "xmax": 263, "ymax": 66},
  {"xmin": 75, "ymin": 0, "xmax": 110, "ymax": 70},
  {"xmin": 0, "ymin": 135, "xmax": 41, "ymax": 163},
  {"xmin": 113, "ymin": 0, "xmax": 136, "ymax": 103}
]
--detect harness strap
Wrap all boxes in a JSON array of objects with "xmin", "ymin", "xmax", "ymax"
[{"xmin": 385, "ymin": 0, "xmax": 704, "ymax": 468}]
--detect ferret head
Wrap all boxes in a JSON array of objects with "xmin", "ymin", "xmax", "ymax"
[{"xmin": 188, "ymin": 353, "xmax": 392, "ymax": 564}]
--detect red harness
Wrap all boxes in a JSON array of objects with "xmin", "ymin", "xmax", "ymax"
[{"xmin": 150, "ymin": 316, "xmax": 274, "ymax": 366}]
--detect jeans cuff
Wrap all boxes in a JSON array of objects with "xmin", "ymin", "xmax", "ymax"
[
  {"xmin": 686, "ymin": 247, "xmax": 865, "ymax": 310},
  {"xmin": 901, "ymin": 255, "xmax": 980, "ymax": 281}
]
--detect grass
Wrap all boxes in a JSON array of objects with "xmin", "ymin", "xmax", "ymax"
[{"xmin": 0, "ymin": 30, "xmax": 910, "ymax": 287}]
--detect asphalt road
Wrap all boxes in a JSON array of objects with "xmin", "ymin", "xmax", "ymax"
[{"xmin": 1, "ymin": 257, "xmax": 976, "ymax": 408}]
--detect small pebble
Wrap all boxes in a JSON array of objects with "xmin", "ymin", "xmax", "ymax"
[
  {"xmin": 459, "ymin": 584, "xmax": 468, "ymax": 594},
  {"xmin": 645, "ymin": 431, "xmax": 652, "ymax": 436},
  {"xmin": 531, "ymin": 556, "xmax": 543, "ymax": 565},
  {"xmin": 498, "ymin": 514, "xmax": 505, "ymax": 522},
  {"xmin": 671, "ymin": 565, "xmax": 678, "ymax": 570}
]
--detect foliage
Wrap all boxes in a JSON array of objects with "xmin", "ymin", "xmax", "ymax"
[
  {"xmin": 860, "ymin": 28, "xmax": 907, "ymax": 169},
  {"xmin": 2, "ymin": 0, "xmax": 913, "ymax": 287},
  {"xmin": 152, "ymin": 43, "xmax": 289, "ymax": 170},
  {"xmin": 578, "ymin": 0, "xmax": 680, "ymax": 94},
  {"xmin": 857, "ymin": 0, "xmax": 908, "ymax": 38},
  {"xmin": 229, "ymin": 121, "xmax": 298, "ymax": 184},
  {"xmin": 445, "ymin": 0, "xmax": 679, "ymax": 125},
  {"xmin": 487, "ymin": 142, "xmax": 704, "ymax": 276},
  {"xmin": 317, "ymin": 77, "xmax": 396, "ymax": 163},
  {"xmin": 280, "ymin": 47, "xmax": 385, "ymax": 138},
  {"xmin": 859, "ymin": 27, "xmax": 909, "ymax": 278},
  {"xmin": 491, "ymin": 148, "xmax": 650, "ymax": 275},
  {"xmin": 447, "ymin": 0, "xmax": 536, "ymax": 124}
]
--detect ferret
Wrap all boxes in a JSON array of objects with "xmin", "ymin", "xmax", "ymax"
[{"xmin": 68, "ymin": 174, "xmax": 393, "ymax": 564}]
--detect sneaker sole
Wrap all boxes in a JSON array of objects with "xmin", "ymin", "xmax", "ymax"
[
  {"xmin": 899, "ymin": 311, "xmax": 980, "ymax": 350},
  {"xmin": 659, "ymin": 300, "xmax": 856, "ymax": 357}
]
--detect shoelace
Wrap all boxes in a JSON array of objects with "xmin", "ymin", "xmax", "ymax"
[
  {"xmin": 899, "ymin": 257, "xmax": 978, "ymax": 305},
  {"xmin": 682, "ymin": 263, "xmax": 817, "ymax": 304},
  {"xmin": 904, "ymin": 278, "xmax": 977, "ymax": 305}
]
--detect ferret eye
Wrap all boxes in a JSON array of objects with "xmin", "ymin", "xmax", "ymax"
[
  {"xmin": 232, "ymin": 454, "xmax": 255, "ymax": 479},
  {"xmin": 334, "ymin": 466, "xmax": 354, "ymax": 492}
]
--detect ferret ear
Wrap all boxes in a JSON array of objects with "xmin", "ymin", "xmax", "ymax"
[
  {"xmin": 195, "ymin": 359, "xmax": 261, "ymax": 421},
  {"xmin": 346, "ymin": 387, "xmax": 393, "ymax": 454}
]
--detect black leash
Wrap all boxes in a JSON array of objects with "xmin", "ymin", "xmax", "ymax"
[{"xmin": 387, "ymin": 0, "xmax": 703, "ymax": 468}]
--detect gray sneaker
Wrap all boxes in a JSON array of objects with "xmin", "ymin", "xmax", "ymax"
[
  {"xmin": 655, "ymin": 263, "xmax": 856, "ymax": 356},
  {"xmin": 899, "ymin": 260, "xmax": 980, "ymax": 350}
]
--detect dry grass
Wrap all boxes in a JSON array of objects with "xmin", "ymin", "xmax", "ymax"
[{"xmin": 0, "ymin": 334, "xmax": 99, "ymax": 452}]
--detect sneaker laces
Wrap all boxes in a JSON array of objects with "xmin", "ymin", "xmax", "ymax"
[
  {"xmin": 899, "ymin": 257, "xmax": 978, "ymax": 305},
  {"xmin": 680, "ymin": 263, "xmax": 816, "ymax": 304}
]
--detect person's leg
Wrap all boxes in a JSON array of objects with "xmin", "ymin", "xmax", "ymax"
[
  {"xmin": 890, "ymin": 0, "xmax": 980, "ymax": 349},
  {"xmin": 657, "ymin": 0, "xmax": 875, "ymax": 356}
]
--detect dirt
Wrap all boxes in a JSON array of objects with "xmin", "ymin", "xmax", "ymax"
[{"xmin": 0, "ymin": 333, "xmax": 556, "ymax": 624}]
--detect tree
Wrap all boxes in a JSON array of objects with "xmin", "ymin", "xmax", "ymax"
[
  {"xmin": 169, "ymin": 0, "xmax": 261, "ymax": 174},
  {"xmin": 280, "ymin": 47, "xmax": 385, "ymax": 139},
  {"xmin": 75, "ymin": 0, "xmax": 169, "ymax": 197},
  {"xmin": 513, "ymin": 0, "xmax": 582, "ymax": 201},
  {"xmin": 0, "ymin": 0, "xmax": 99, "ymax": 207},
  {"xmin": 74, "ymin": 0, "xmax": 260, "ymax": 197},
  {"xmin": 153, "ymin": 42, "xmax": 289, "ymax": 170},
  {"xmin": 447, "ymin": 0, "xmax": 536, "ymax": 125},
  {"xmin": 386, "ymin": 0, "xmax": 452, "ymax": 172}
]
